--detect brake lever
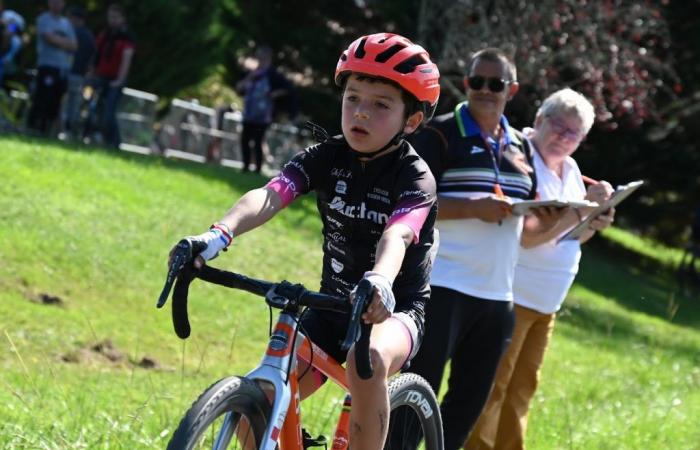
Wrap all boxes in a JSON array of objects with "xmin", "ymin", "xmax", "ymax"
[
  {"xmin": 340, "ymin": 278, "xmax": 373, "ymax": 351},
  {"xmin": 157, "ymin": 239, "xmax": 193, "ymax": 308}
]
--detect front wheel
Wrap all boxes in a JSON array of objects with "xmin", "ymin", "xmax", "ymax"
[
  {"xmin": 167, "ymin": 376, "xmax": 271, "ymax": 450},
  {"xmin": 385, "ymin": 372, "xmax": 443, "ymax": 450}
]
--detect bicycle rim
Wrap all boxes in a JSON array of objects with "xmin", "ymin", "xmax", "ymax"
[{"xmin": 167, "ymin": 376, "xmax": 271, "ymax": 450}]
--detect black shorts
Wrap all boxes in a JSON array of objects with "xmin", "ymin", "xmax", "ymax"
[{"xmin": 299, "ymin": 304, "xmax": 425, "ymax": 368}]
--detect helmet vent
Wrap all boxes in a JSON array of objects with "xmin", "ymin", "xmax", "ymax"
[
  {"xmin": 355, "ymin": 38, "xmax": 368, "ymax": 58},
  {"xmin": 393, "ymin": 54, "xmax": 427, "ymax": 74},
  {"xmin": 375, "ymin": 44, "xmax": 405, "ymax": 63}
]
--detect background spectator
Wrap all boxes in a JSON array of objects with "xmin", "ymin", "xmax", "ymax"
[
  {"xmin": 27, "ymin": 0, "xmax": 76, "ymax": 134},
  {"xmin": 59, "ymin": 4, "xmax": 94, "ymax": 139},
  {"xmin": 235, "ymin": 45, "xmax": 294, "ymax": 173},
  {"xmin": 90, "ymin": 3, "xmax": 134, "ymax": 148},
  {"xmin": 0, "ymin": 8, "xmax": 25, "ymax": 86}
]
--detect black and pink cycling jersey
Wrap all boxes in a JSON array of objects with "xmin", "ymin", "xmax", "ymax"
[{"xmin": 266, "ymin": 136, "xmax": 437, "ymax": 318}]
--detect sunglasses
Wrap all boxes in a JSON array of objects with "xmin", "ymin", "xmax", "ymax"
[
  {"xmin": 546, "ymin": 116, "xmax": 585, "ymax": 142},
  {"xmin": 467, "ymin": 76, "xmax": 511, "ymax": 93}
]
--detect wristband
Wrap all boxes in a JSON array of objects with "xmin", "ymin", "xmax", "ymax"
[
  {"xmin": 361, "ymin": 271, "xmax": 395, "ymax": 314},
  {"xmin": 210, "ymin": 222, "xmax": 233, "ymax": 247}
]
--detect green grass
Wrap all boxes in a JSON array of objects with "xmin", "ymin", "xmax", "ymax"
[
  {"xmin": 599, "ymin": 226, "xmax": 689, "ymax": 269},
  {"xmin": 1, "ymin": 136, "xmax": 699, "ymax": 449}
]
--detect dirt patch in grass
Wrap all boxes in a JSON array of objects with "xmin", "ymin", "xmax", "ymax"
[
  {"xmin": 27, "ymin": 292, "xmax": 66, "ymax": 306},
  {"xmin": 60, "ymin": 339, "xmax": 167, "ymax": 370}
]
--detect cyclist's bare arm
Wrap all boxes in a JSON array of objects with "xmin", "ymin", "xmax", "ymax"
[
  {"xmin": 177, "ymin": 187, "xmax": 284, "ymax": 269},
  {"xmin": 218, "ymin": 187, "xmax": 284, "ymax": 237},
  {"xmin": 372, "ymin": 224, "xmax": 413, "ymax": 282},
  {"xmin": 361, "ymin": 223, "xmax": 412, "ymax": 324}
]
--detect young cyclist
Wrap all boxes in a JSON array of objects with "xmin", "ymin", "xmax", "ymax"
[{"xmin": 169, "ymin": 33, "xmax": 440, "ymax": 450}]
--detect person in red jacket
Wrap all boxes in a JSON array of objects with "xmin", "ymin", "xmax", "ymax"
[{"xmin": 90, "ymin": 3, "xmax": 134, "ymax": 148}]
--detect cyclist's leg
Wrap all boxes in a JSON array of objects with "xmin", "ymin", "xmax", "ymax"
[
  {"xmin": 345, "ymin": 316, "xmax": 413, "ymax": 450},
  {"xmin": 297, "ymin": 309, "xmax": 348, "ymax": 400}
]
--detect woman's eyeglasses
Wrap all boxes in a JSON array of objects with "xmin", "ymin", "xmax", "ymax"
[
  {"xmin": 546, "ymin": 116, "xmax": 585, "ymax": 142},
  {"xmin": 467, "ymin": 76, "xmax": 511, "ymax": 93}
]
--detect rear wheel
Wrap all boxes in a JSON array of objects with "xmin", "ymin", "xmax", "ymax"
[
  {"xmin": 167, "ymin": 376, "xmax": 271, "ymax": 450},
  {"xmin": 385, "ymin": 372, "xmax": 443, "ymax": 450}
]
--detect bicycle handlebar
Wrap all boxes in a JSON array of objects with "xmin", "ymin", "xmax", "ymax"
[{"xmin": 157, "ymin": 239, "xmax": 375, "ymax": 379}]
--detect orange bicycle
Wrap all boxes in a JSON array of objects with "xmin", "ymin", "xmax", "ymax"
[{"xmin": 157, "ymin": 240, "xmax": 443, "ymax": 449}]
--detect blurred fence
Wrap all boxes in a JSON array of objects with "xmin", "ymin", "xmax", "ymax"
[
  {"xmin": 117, "ymin": 87, "xmax": 158, "ymax": 155},
  {"xmin": 151, "ymin": 98, "xmax": 312, "ymax": 172},
  {"xmin": 0, "ymin": 81, "xmax": 311, "ymax": 173}
]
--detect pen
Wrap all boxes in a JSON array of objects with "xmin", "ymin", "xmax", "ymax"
[{"xmin": 582, "ymin": 175, "xmax": 598, "ymax": 185}]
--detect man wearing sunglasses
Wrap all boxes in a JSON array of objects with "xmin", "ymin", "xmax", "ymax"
[{"xmin": 393, "ymin": 48, "xmax": 563, "ymax": 450}]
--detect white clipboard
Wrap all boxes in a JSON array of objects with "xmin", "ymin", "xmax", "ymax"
[
  {"xmin": 511, "ymin": 199, "xmax": 599, "ymax": 216},
  {"xmin": 558, "ymin": 180, "xmax": 645, "ymax": 242}
]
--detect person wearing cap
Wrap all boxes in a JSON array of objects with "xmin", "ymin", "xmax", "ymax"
[
  {"xmin": 60, "ymin": 5, "xmax": 95, "ymax": 137},
  {"xmin": 27, "ymin": 0, "xmax": 77, "ymax": 134},
  {"xmin": 168, "ymin": 32, "xmax": 440, "ymax": 450}
]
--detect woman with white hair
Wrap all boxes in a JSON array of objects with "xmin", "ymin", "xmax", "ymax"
[{"xmin": 465, "ymin": 88, "xmax": 616, "ymax": 450}]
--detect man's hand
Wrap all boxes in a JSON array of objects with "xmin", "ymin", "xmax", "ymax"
[
  {"xmin": 531, "ymin": 205, "xmax": 568, "ymax": 229},
  {"xmin": 473, "ymin": 196, "xmax": 513, "ymax": 223}
]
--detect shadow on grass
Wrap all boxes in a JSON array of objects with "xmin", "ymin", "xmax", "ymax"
[{"xmin": 575, "ymin": 243, "xmax": 700, "ymax": 330}]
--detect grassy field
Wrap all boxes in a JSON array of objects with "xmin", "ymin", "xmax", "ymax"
[{"xmin": 0, "ymin": 136, "xmax": 698, "ymax": 449}]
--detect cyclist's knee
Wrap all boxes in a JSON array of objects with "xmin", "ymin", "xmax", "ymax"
[{"xmin": 346, "ymin": 346, "xmax": 389, "ymax": 384}]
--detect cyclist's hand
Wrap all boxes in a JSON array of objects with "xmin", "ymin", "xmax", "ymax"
[
  {"xmin": 168, "ymin": 225, "xmax": 232, "ymax": 269},
  {"xmin": 473, "ymin": 196, "xmax": 513, "ymax": 223},
  {"xmin": 353, "ymin": 271, "xmax": 394, "ymax": 324}
]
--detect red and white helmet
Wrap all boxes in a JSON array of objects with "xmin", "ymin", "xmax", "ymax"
[{"xmin": 335, "ymin": 33, "xmax": 440, "ymax": 121}]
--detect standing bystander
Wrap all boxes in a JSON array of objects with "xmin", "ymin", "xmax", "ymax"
[
  {"xmin": 90, "ymin": 3, "xmax": 134, "ymax": 148},
  {"xmin": 391, "ymin": 48, "xmax": 565, "ymax": 450},
  {"xmin": 60, "ymin": 5, "xmax": 95, "ymax": 138},
  {"xmin": 236, "ymin": 45, "xmax": 294, "ymax": 173},
  {"xmin": 27, "ymin": 0, "xmax": 76, "ymax": 134},
  {"xmin": 464, "ymin": 88, "xmax": 615, "ymax": 450}
]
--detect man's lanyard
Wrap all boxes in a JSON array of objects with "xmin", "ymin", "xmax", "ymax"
[
  {"xmin": 456, "ymin": 102, "xmax": 508, "ymax": 198},
  {"xmin": 481, "ymin": 129, "xmax": 507, "ymax": 198}
]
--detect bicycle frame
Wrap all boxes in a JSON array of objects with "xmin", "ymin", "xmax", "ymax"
[{"xmin": 216, "ymin": 309, "xmax": 351, "ymax": 450}]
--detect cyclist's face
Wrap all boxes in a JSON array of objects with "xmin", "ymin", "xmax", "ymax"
[
  {"xmin": 534, "ymin": 112, "xmax": 586, "ymax": 166},
  {"xmin": 341, "ymin": 74, "xmax": 412, "ymax": 153}
]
